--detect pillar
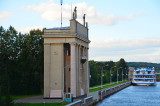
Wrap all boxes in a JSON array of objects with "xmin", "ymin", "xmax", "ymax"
[
  {"xmin": 79, "ymin": 45, "xmax": 83, "ymax": 95},
  {"xmin": 86, "ymin": 48, "xmax": 89, "ymax": 93},
  {"xmin": 77, "ymin": 45, "xmax": 81, "ymax": 96},
  {"xmin": 44, "ymin": 44, "xmax": 51, "ymax": 98},
  {"xmin": 82, "ymin": 47, "xmax": 85, "ymax": 92},
  {"xmin": 70, "ymin": 43, "xmax": 77, "ymax": 97}
]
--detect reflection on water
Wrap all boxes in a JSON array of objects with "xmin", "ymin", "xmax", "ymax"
[{"xmin": 97, "ymin": 82, "xmax": 160, "ymax": 106}]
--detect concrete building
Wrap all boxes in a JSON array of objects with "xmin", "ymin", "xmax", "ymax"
[
  {"xmin": 128, "ymin": 67, "xmax": 135, "ymax": 80},
  {"xmin": 43, "ymin": 18, "xmax": 90, "ymax": 98}
]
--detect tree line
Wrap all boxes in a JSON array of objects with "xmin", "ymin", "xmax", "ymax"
[
  {"xmin": 89, "ymin": 58, "xmax": 129, "ymax": 87},
  {"xmin": 0, "ymin": 26, "xmax": 44, "ymax": 105},
  {"xmin": 127, "ymin": 62, "xmax": 160, "ymax": 72}
]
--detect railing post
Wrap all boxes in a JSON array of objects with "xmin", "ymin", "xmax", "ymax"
[{"xmin": 100, "ymin": 87, "xmax": 102, "ymax": 101}]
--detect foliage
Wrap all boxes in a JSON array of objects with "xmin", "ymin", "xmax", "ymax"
[
  {"xmin": 89, "ymin": 58, "xmax": 129, "ymax": 87},
  {"xmin": 127, "ymin": 62, "xmax": 160, "ymax": 72},
  {"xmin": 89, "ymin": 80, "xmax": 129, "ymax": 92},
  {"xmin": 115, "ymin": 58, "xmax": 129, "ymax": 82},
  {"xmin": 0, "ymin": 26, "xmax": 44, "ymax": 104}
]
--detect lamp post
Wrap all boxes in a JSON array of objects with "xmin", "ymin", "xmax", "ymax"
[
  {"xmin": 125, "ymin": 68, "xmax": 128, "ymax": 81},
  {"xmin": 110, "ymin": 68, "xmax": 112, "ymax": 85},
  {"xmin": 125, "ymin": 68, "xmax": 127, "ymax": 81},
  {"xmin": 117, "ymin": 69, "xmax": 118, "ymax": 84},
  {"xmin": 89, "ymin": 74, "xmax": 91, "ymax": 92},
  {"xmin": 101, "ymin": 65, "xmax": 108, "ymax": 89},
  {"xmin": 110, "ymin": 66, "xmax": 116, "ymax": 86},
  {"xmin": 117, "ymin": 67, "xmax": 122, "ymax": 84},
  {"xmin": 122, "ymin": 69, "xmax": 124, "ymax": 82},
  {"xmin": 90, "ymin": 75, "xmax": 91, "ymax": 78},
  {"xmin": 101, "ymin": 67, "xmax": 103, "ymax": 89}
]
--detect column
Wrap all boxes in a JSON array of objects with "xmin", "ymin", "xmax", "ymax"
[
  {"xmin": 44, "ymin": 44, "xmax": 51, "ymax": 98},
  {"xmin": 70, "ymin": 43, "xmax": 77, "ymax": 97},
  {"xmin": 86, "ymin": 48, "xmax": 89, "ymax": 93},
  {"xmin": 82, "ymin": 47, "xmax": 86, "ymax": 91},
  {"xmin": 77, "ymin": 45, "xmax": 81, "ymax": 96},
  {"xmin": 79, "ymin": 46, "xmax": 83, "ymax": 95},
  {"xmin": 83, "ymin": 47, "xmax": 87, "ymax": 94}
]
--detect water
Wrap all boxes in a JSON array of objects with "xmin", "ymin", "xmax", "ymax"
[{"xmin": 97, "ymin": 82, "xmax": 160, "ymax": 106}]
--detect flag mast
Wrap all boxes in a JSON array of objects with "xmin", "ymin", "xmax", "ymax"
[{"xmin": 61, "ymin": 0, "xmax": 63, "ymax": 27}]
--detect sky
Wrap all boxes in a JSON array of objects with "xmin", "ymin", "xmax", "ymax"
[{"xmin": 1, "ymin": 0, "xmax": 160, "ymax": 63}]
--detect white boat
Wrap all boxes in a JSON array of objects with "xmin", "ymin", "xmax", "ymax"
[{"xmin": 132, "ymin": 67, "xmax": 156, "ymax": 86}]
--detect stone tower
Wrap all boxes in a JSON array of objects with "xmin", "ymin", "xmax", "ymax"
[{"xmin": 43, "ymin": 19, "xmax": 90, "ymax": 98}]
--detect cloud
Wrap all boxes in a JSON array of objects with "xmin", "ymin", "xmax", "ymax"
[
  {"xmin": 22, "ymin": 0, "xmax": 145, "ymax": 26},
  {"xmin": 89, "ymin": 38, "xmax": 160, "ymax": 63},
  {"xmin": 0, "ymin": 11, "xmax": 12, "ymax": 20},
  {"xmin": 90, "ymin": 38, "xmax": 160, "ymax": 50},
  {"xmin": 91, "ymin": 54, "xmax": 160, "ymax": 63},
  {"xmin": 17, "ymin": 25, "xmax": 43, "ymax": 34}
]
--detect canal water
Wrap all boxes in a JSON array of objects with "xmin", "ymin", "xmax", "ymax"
[{"xmin": 97, "ymin": 82, "xmax": 160, "ymax": 106}]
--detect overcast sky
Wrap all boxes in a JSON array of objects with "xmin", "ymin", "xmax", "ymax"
[{"xmin": 1, "ymin": 0, "xmax": 160, "ymax": 63}]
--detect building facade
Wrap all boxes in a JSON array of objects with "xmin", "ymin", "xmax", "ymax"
[
  {"xmin": 43, "ymin": 19, "xmax": 90, "ymax": 98},
  {"xmin": 128, "ymin": 67, "xmax": 135, "ymax": 80}
]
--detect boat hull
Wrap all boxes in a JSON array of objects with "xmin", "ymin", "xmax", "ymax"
[{"xmin": 132, "ymin": 82, "xmax": 156, "ymax": 86}]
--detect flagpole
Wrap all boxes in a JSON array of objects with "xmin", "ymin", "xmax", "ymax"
[
  {"xmin": 71, "ymin": 3, "xmax": 72, "ymax": 19},
  {"xmin": 61, "ymin": 0, "xmax": 63, "ymax": 27}
]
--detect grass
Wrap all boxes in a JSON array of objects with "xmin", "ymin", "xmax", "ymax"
[
  {"xmin": 2, "ymin": 95, "xmax": 41, "ymax": 103},
  {"xmin": 2, "ymin": 95, "xmax": 64, "ymax": 105},
  {"xmin": 13, "ymin": 101, "xmax": 69, "ymax": 106},
  {"xmin": 90, "ymin": 82, "xmax": 112, "ymax": 89},
  {"xmin": 89, "ymin": 80, "xmax": 130, "ymax": 92},
  {"xmin": 11, "ymin": 94, "xmax": 41, "ymax": 100},
  {"xmin": 10, "ymin": 95, "xmax": 69, "ymax": 106},
  {"xmin": 13, "ymin": 103, "xmax": 66, "ymax": 106},
  {"xmin": 2, "ymin": 94, "xmax": 42, "ymax": 103},
  {"xmin": 9, "ymin": 95, "xmax": 69, "ymax": 106}
]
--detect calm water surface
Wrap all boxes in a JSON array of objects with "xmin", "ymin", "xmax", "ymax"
[{"xmin": 97, "ymin": 82, "xmax": 160, "ymax": 106}]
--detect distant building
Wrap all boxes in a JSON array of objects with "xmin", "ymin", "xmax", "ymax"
[
  {"xmin": 43, "ymin": 18, "xmax": 90, "ymax": 98},
  {"xmin": 128, "ymin": 67, "xmax": 135, "ymax": 80}
]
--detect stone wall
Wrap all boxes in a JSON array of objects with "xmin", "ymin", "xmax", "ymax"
[
  {"xmin": 66, "ymin": 81, "xmax": 131, "ymax": 106},
  {"xmin": 76, "ymin": 21, "xmax": 88, "ymax": 40}
]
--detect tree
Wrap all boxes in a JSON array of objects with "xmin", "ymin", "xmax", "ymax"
[
  {"xmin": 0, "ymin": 26, "xmax": 44, "ymax": 98},
  {"xmin": 103, "ymin": 61, "xmax": 115, "ymax": 84},
  {"xmin": 115, "ymin": 58, "xmax": 129, "ymax": 81},
  {"xmin": 89, "ymin": 59, "xmax": 129, "ymax": 87},
  {"xmin": 89, "ymin": 60, "xmax": 100, "ymax": 86}
]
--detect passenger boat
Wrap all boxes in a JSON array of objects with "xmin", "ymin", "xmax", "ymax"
[{"xmin": 132, "ymin": 67, "xmax": 156, "ymax": 86}]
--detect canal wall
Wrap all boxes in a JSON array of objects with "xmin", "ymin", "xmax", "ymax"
[{"xmin": 66, "ymin": 81, "xmax": 131, "ymax": 106}]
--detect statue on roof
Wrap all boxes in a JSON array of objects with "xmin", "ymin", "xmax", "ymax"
[
  {"xmin": 83, "ymin": 14, "xmax": 86, "ymax": 26},
  {"xmin": 73, "ymin": 6, "xmax": 77, "ymax": 19}
]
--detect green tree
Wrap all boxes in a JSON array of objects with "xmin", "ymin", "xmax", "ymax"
[
  {"xmin": 0, "ymin": 26, "xmax": 14, "ymax": 105},
  {"xmin": 89, "ymin": 60, "xmax": 100, "ymax": 86},
  {"xmin": 115, "ymin": 58, "xmax": 128, "ymax": 81},
  {"xmin": 103, "ymin": 61, "xmax": 115, "ymax": 84},
  {"xmin": 0, "ymin": 26, "xmax": 44, "ymax": 98}
]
